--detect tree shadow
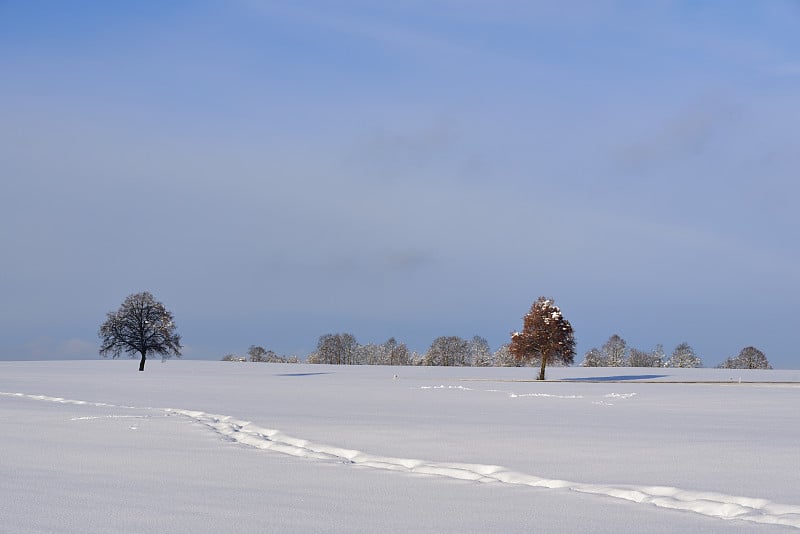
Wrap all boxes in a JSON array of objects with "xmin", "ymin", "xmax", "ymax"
[
  {"xmin": 274, "ymin": 372, "xmax": 333, "ymax": 377},
  {"xmin": 562, "ymin": 374, "xmax": 668, "ymax": 382}
]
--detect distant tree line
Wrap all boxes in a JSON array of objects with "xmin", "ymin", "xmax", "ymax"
[
  {"xmin": 226, "ymin": 334, "xmax": 544, "ymax": 368},
  {"xmin": 581, "ymin": 335, "xmax": 700, "ymax": 368},
  {"xmin": 222, "ymin": 334, "xmax": 771, "ymax": 371},
  {"xmin": 101, "ymin": 292, "xmax": 771, "ymax": 374},
  {"xmin": 580, "ymin": 335, "xmax": 772, "ymax": 369},
  {"xmin": 218, "ymin": 299, "xmax": 771, "ymax": 372},
  {"xmin": 223, "ymin": 297, "xmax": 576, "ymax": 379},
  {"xmin": 222, "ymin": 345, "xmax": 300, "ymax": 363}
]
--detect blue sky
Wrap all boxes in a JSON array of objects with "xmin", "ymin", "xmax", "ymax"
[{"xmin": 1, "ymin": 1, "xmax": 798, "ymax": 368}]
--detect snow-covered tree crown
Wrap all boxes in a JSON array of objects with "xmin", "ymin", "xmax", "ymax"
[
  {"xmin": 718, "ymin": 346, "xmax": 771, "ymax": 370},
  {"xmin": 510, "ymin": 296, "xmax": 576, "ymax": 372}
]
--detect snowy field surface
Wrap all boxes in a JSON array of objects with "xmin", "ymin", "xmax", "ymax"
[{"xmin": 1, "ymin": 361, "xmax": 799, "ymax": 533}]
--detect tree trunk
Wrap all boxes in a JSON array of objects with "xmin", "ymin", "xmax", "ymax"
[
  {"xmin": 537, "ymin": 353, "xmax": 548, "ymax": 381},
  {"xmin": 139, "ymin": 351, "xmax": 147, "ymax": 372}
]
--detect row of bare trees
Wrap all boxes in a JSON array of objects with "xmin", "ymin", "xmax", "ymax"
[
  {"xmin": 581, "ymin": 335, "xmax": 772, "ymax": 369},
  {"xmin": 303, "ymin": 334, "xmax": 520, "ymax": 367},
  {"xmin": 226, "ymin": 332, "xmax": 770, "ymax": 372},
  {"xmin": 225, "ymin": 335, "xmax": 553, "ymax": 369},
  {"xmin": 222, "ymin": 345, "xmax": 300, "ymax": 363},
  {"xmin": 307, "ymin": 334, "xmax": 408, "ymax": 365},
  {"xmin": 581, "ymin": 335, "xmax": 702, "ymax": 368}
]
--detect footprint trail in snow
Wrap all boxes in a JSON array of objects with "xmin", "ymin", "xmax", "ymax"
[{"xmin": 4, "ymin": 391, "xmax": 800, "ymax": 529}]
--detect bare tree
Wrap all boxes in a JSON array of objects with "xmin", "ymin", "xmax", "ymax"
[
  {"xmin": 384, "ymin": 337, "xmax": 410, "ymax": 366},
  {"xmin": 628, "ymin": 344, "xmax": 664, "ymax": 367},
  {"xmin": 356, "ymin": 343, "xmax": 383, "ymax": 365},
  {"xmin": 652, "ymin": 344, "xmax": 666, "ymax": 367},
  {"xmin": 581, "ymin": 347, "xmax": 607, "ymax": 367},
  {"xmin": 510, "ymin": 297, "xmax": 575, "ymax": 380},
  {"xmin": 581, "ymin": 335, "xmax": 627, "ymax": 367},
  {"xmin": 665, "ymin": 342, "xmax": 702, "ymax": 368},
  {"xmin": 315, "ymin": 333, "xmax": 358, "ymax": 364},
  {"xmin": 248, "ymin": 345, "xmax": 268, "ymax": 362},
  {"xmin": 470, "ymin": 336, "xmax": 492, "ymax": 367},
  {"xmin": 602, "ymin": 335, "xmax": 628, "ymax": 367},
  {"xmin": 493, "ymin": 343, "xmax": 519, "ymax": 367},
  {"xmin": 99, "ymin": 292, "xmax": 182, "ymax": 371},
  {"xmin": 718, "ymin": 346, "xmax": 772, "ymax": 369},
  {"xmin": 424, "ymin": 336, "xmax": 470, "ymax": 366}
]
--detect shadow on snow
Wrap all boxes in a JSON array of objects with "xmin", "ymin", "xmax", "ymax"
[
  {"xmin": 562, "ymin": 374, "xmax": 668, "ymax": 382},
  {"xmin": 274, "ymin": 372, "xmax": 333, "ymax": 377}
]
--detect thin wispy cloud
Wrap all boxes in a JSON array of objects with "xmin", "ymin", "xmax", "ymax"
[
  {"xmin": 613, "ymin": 98, "xmax": 740, "ymax": 172},
  {"xmin": 241, "ymin": 1, "xmax": 477, "ymax": 60}
]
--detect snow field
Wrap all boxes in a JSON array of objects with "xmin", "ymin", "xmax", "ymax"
[
  {"xmin": 1, "ymin": 361, "xmax": 799, "ymax": 533},
  {"xmin": 168, "ymin": 404, "xmax": 800, "ymax": 528}
]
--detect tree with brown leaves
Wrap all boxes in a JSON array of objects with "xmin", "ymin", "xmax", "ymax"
[{"xmin": 510, "ymin": 296, "xmax": 576, "ymax": 380}]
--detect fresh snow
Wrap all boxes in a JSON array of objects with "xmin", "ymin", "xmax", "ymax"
[{"xmin": 1, "ymin": 361, "xmax": 799, "ymax": 533}]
